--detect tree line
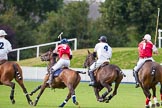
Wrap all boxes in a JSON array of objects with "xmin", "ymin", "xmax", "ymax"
[{"xmin": 0, "ymin": 0, "xmax": 162, "ymax": 60}]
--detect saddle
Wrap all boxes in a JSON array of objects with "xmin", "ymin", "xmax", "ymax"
[
  {"xmin": 139, "ymin": 60, "xmax": 156, "ymax": 75},
  {"xmin": 94, "ymin": 62, "xmax": 109, "ymax": 76},
  {"xmin": 52, "ymin": 67, "xmax": 68, "ymax": 77},
  {"xmin": 0, "ymin": 60, "xmax": 7, "ymax": 65}
]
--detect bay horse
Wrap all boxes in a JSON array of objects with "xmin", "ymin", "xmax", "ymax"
[
  {"xmin": 0, "ymin": 60, "xmax": 32, "ymax": 105},
  {"xmin": 30, "ymin": 49, "xmax": 86, "ymax": 108},
  {"xmin": 138, "ymin": 60, "xmax": 162, "ymax": 108},
  {"xmin": 83, "ymin": 50, "xmax": 125, "ymax": 103}
]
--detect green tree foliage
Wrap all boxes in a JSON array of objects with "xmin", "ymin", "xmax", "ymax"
[
  {"xmin": 0, "ymin": 8, "xmax": 37, "ymax": 59},
  {"xmin": 62, "ymin": 1, "xmax": 89, "ymax": 48},
  {"xmin": 2, "ymin": 0, "xmax": 63, "ymax": 22},
  {"xmin": 35, "ymin": 1, "xmax": 90, "ymax": 49},
  {"xmin": 100, "ymin": 0, "xmax": 162, "ymax": 46}
]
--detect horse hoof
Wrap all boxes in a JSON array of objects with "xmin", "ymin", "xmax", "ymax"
[
  {"xmin": 145, "ymin": 105, "xmax": 150, "ymax": 108},
  {"xmin": 11, "ymin": 99, "xmax": 15, "ymax": 104},
  {"xmin": 156, "ymin": 102, "xmax": 160, "ymax": 107},
  {"xmin": 29, "ymin": 101, "xmax": 33, "ymax": 105},
  {"xmin": 98, "ymin": 98, "xmax": 104, "ymax": 102},
  {"xmin": 105, "ymin": 99, "xmax": 109, "ymax": 103},
  {"xmin": 33, "ymin": 102, "xmax": 37, "ymax": 106},
  {"xmin": 151, "ymin": 104, "xmax": 155, "ymax": 108},
  {"xmin": 74, "ymin": 101, "xmax": 79, "ymax": 105},
  {"xmin": 29, "ymin": 93, "xmax": 33, "ymax": 96}
]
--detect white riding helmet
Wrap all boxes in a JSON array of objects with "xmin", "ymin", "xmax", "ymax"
[
  {"xmin": 0, "ymin": 30, "xmax": 7, "ymax": 36},
  {"xmin": 143, "ymin": 34, "xmax": 151, "ymax": 41}
]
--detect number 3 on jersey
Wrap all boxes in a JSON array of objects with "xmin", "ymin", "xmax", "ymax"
[
  {"xmin": 104, "ymin": 45, "xmax": 108, "ymax": 51},
  {"xmin": 0, "ymin": 42, "xmax": 4, "ymax": 49}
]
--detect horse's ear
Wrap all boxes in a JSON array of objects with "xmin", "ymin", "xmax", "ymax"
[{"xmin": 87, "ymin": 50, "xmax": 91, "ymax": 54}]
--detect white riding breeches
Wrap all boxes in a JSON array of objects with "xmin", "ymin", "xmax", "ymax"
[
  {"xmin": 89, "ymin": 59, "xmax": 110, "ymax": 72},
  {"xmin": 133, "ymin": 57, "xmax": 154, "ymax": 73},
  {"xmin": 51, "ymin": 58, "xmax": 70, "ymax": 74}
]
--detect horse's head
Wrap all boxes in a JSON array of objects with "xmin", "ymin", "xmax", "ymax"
[
  {"xmin": 40, "ymin": 50, "xmax": 52, "ymax": 61},
  {"xmin": 40, "ymin": 49, "xmax": 57, "ymax": 63},
  {"xmin": 83, "ymin": 50, "xmax": 96, "ymax": 68}
]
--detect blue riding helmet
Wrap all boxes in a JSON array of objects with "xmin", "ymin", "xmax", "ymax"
[
  {"xmin": 98, "ymin": 36, "xmax": 107, "ymax": 42},
  {"xmin": 61, "ymin": 38, "xmax": 69, "ymax": 44}
]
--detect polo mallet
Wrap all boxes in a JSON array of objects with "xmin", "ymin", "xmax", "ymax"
[
  {"xmin": 154, "ymin": 8, "xmax": 160, "ymax": 46},
  {"xmin": 58, "ymin": 32, "xmax": 63, "ymax": 41}
]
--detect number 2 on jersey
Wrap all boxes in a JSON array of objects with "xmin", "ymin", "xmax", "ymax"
[{"xmin": 0, "ymin": 42, "xmax": 4, "ymax": 49}]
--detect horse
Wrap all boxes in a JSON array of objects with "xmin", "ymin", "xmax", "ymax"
[
  {"xmin": 0, "ymin": 60, "xmax": 32, "ymax": 105},
  {"xmin": 138, "ymin": 60, "xmax": 162, "ymax": 108},
  {"xmin": 83, "ymin": 50, "xmax": 126, "ymax": 103},
  {"xmin": 29, "ymin": 49, "xmax": 86, "ymax": 108}
]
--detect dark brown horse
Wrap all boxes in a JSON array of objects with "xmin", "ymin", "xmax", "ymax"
[
  {"xmin": 0, "ymin": 60, "xmax": 32, "ymax": 105},
  {"xmin": 83, "ymin": 50, "xmax": 125, "ymax": 103},
  {"xmin": 138, "ymin": 60, "xmax": 162, "ymax": 108},
  {"xmin": 30, "ymin": 49, "xmax": 86, "ymax": 107}
]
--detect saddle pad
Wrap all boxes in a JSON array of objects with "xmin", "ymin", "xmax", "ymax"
[{"xmin": 53, "ymin": 69, "xmax": 62, "ymax": 77}]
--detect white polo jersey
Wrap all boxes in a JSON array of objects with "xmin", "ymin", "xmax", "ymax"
[
  {"xmin": 94, "ymin": 42, "xmax": 112, "ymax": 61},
  {"xmin": 0, "ymin": 37, "xmax": 12, "ymax": 60}
]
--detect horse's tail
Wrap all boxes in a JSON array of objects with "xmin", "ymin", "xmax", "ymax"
[
  {"xmin": 76, "ymin": 71, "xmax": 86, "ymax": 74},
  {"xmin": 13, "ymin": 63, "xmax": 22, "ymax": 80},
  {"xmin": 150, "ymin": 66, "xmax": 156, "ymax": 82},
  {"xmin": 116, "ymin": 67, "xmax": 126, "ymax": 77}
]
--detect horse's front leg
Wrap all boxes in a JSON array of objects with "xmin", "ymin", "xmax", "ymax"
[
  {"xmin": 33, "ymin": 83, "xmax": 48, "ymax": 106},
  {"xmin": 152, "ymin": 86, "xmax": 160, "ymax": 107},
  {"xmin": 29, "ymin": 85, "xmax": 41, "ymax": 96}
]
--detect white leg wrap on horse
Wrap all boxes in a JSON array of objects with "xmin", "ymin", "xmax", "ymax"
[
  {"xmin": 149, "ymin": 101, "xmax": 152, "ymax": 107},
  {"xmin": 153, "ymin": 97, "xmax": 158, "ymax": 103}
]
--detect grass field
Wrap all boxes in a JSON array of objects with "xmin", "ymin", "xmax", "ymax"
[{"xmin": 0, "ymin": 81, "xmax": 161, "ymax": 108}]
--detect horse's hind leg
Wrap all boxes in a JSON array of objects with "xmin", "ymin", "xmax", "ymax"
[
  {"xmin": 160, "ymin": 84, "xmax": 162, "ymax": 106},
  {"xmin": 152, "ymin": 86, "xmax": 160, "ymax": 107},
  {"xmin": 17, "ymin": 80, "xmax": 33, "ymax": 105},
  {"xmin": 2, "ymin": 81, "xmax": 15, "ymax": 104},
  {"xmin": 59, "ymin": 85, "xmax": 79, "ymax": 107},
  {"xmin": 59, "ymin": 91, "xmax": 72, "ymax": 107},
  {"xmin": 106, "ymin": 81, "xmax": 121, "ymax": 103},
  {"xmin": 142, "ymin": 86, "xmax": 152, "ymax": 108},
  {"xmin": 100, "ymin": 82, "xmax": 112, "ymax": 102}
]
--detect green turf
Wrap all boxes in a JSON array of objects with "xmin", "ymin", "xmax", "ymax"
[{"xmin": 0, "ymin": 81, "xmax": 161, "ymax": 108}]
